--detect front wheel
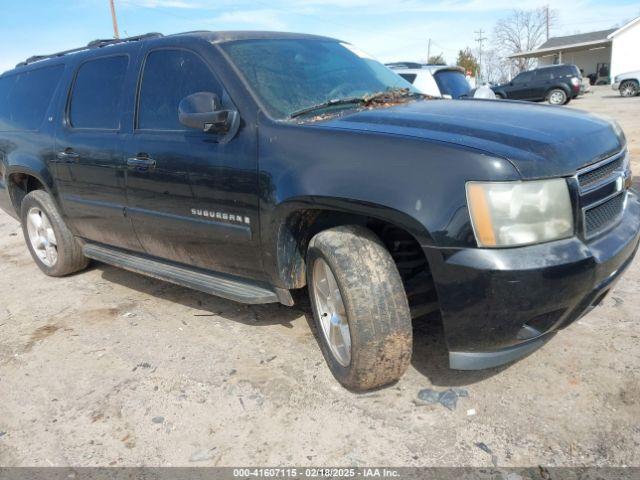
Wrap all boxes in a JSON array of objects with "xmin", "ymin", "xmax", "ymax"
[
  {"xmin": 21, "ymin": 190, "xmax": 89, "ymax": 276},
  {"xmin": 547, "ymin": 88, "xmax": 568, "ymax": 105},
  {"xmin": 620, "ymin": 80, "xmax": 638, "ymax": 97},
  {"xmin": 306, "ymin": 225, "xmax": 412, "ymax": 391}
]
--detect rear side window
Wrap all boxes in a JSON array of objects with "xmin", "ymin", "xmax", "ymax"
[
  {"xmin": 0, "ymin": 65, "xmax": 64, "ymax": 131},
  {"xmin": 69, "ymin": 56, "xmax": 128, "ymax": 129},
  {"xmin": 433, "ymin": 71, "xmax": 471, "ymax": 98},
  {"xmin": 536, "ymin": 70, "xmax": 554, "ymax": 81},
  {"xmin": 399, "ymin": 73, "xmax": 417, "ymax": 84},
  {"xmin": 137, "ymin": 49, "xmax": 223, "ymax": 130}
]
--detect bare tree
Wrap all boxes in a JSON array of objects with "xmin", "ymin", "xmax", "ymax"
[
  {"xmin": 493, "ymin": 8, "xmax": 554, "ymax": 73},
  {"xmin": 480, "ymin": 48, "xmax": 511, "ymax": 84}
]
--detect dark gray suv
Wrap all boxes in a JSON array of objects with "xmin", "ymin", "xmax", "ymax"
[{"xmin": 492, "ymin": 64, "xmax": 582, "ymax": 105}]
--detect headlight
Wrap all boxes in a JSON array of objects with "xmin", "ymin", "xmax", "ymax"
[{"xmin": 466, "ymin": 179, "xmax": 574, "ymax": 248}]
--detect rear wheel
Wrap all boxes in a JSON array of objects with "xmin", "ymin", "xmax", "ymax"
[
  {"xmin": 21, "ymin": 190, "xmax": 89, "ymax": 276},
  {"xmin": 620, "ymin": 80, "xmax": 638, "ymax": 97},
  {"xmin": 306, "ymin": 225, "xmax": 412, "ymax": 391},
  {"xmin": 547, "ymin": 88, "xmax": 568, "ymax": 105}
]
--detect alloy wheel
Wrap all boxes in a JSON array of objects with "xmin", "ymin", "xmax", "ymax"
[
  {"xmin": 26, "ymin": 207, "xmax": 58, "ymax": 267},
  {"xmin": 312, "ymin": 258, "xmax": 352, "ymax": 367}
]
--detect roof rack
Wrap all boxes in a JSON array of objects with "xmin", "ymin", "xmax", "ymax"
[{"xmin": 15, "ymin": 32, "xmax": 164, "ymax": 68}]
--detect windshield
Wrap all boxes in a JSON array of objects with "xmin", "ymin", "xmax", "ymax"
[
  {"xmin": 433, "ymin": 70, "xmax": 471, "ymax": 99},
  {"xmin": 221, "ymin": 38, "xmax": 418, "ymax": 119}
]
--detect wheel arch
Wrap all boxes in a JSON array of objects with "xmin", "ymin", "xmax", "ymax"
[
  {"xmin": 5, "ymin": 155, "xmax": 56, "ymax": 216},
  {"xmin": 266, "ymin": 196, "xmax": 434, "ymax": 290}
]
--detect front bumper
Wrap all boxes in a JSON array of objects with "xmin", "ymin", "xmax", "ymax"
[
  {"xmin": 426, "ymin": 190, "xmax": 640, "ymax": 370},
  {"xmin": 612, "ymin": 82, "xmax": 620, "ymax": 91}
]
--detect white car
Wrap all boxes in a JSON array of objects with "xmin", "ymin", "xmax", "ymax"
[
  {"xmin": 612, "ymin": 71, "xmax": 640, "ymax": 97},
  {"xmin": 387, "ymin": 62, "xmax": 472, "ymax": 98}
]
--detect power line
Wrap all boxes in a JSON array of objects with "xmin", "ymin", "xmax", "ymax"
[{"xmin": 474, "ymin": 28, "xmax": 487, "ymax": 83}]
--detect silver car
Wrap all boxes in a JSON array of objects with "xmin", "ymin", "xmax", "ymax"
[{"xmin": 612, "ymin": 71, "xmax": 640, "ymax": 97}]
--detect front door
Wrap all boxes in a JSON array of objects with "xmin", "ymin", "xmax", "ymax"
[
  {"xmin": 124, "ymin": 47, "xmax": 263, "ymax": 280},
  {"xmin": 507, "ymin": 71, "xmax": 534, "ymax": 100},
  {"xmin": 54, "ymin": 53, "xmax": 142, "ymax": 252}
]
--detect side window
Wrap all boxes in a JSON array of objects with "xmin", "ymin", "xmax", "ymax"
[
  {"xmin": 0, "ymin": 65, "xmax": 64, "ymax": 131},
  {"xmin": 0, "ymin": 76, "xmax": 15, "ymax": 131},
  {"xmin": 69, "ymin": 56, "xmax": 128, "ymax": 129},
  {"xmin": 399, "ymin": 73, "xmax": 417, "ymax": 84},
  {"xmin": 514, "ymin": 71, "xmax": 533, "ymax": 84},
  {"xmin": 536, "ymin": 70, "xmax": 553, "ymax": 81},
  {"xmin": 137, "ymin": 49, "xmax": 223, "ymax": 130}
]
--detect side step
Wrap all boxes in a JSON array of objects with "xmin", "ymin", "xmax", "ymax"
[{"xmin": 83, "ymin": 244, "xmax": 279, "ymax": 305}]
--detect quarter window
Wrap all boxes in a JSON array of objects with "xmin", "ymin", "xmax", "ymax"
[
  {"xmin": 137, "ymin": 49, "xmax": 223, "ymax": 130},
  {"xmin": 0, "ymin": 64, "xmax": 64, "ymax": 131},
  {"xmin": 69, "ymin": 56, "xmax": 128, "ymax": 129}
]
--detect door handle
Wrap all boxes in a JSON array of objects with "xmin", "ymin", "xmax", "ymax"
[
  {"xmin": 56, "ymin": 149, "xmax": 80, "ymax": 163},
  {"xmin": 127, "ymin": 155, "xmax": 156, "ymax": 171}
]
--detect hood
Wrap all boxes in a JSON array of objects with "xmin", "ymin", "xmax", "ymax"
[{"xmin": 317, "ymin": 99, "xmax": 624, "ymax": 179}]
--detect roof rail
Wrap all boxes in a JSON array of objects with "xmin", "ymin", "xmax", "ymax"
[
  {"xmin": 385, "ymin": 62, "xmax": 424, "ymax": 69},
  {"xmin": 15, "ymin": 32, "xmax": 164, "ymax": 68}
]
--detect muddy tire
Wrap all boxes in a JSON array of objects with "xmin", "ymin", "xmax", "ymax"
[
  {"xmin": 20, "ymin": 190, "xmax": 89, "ymax": 277},
  {"xmin": 306, "ymin": 225, "xmax": 412, "ymax": 391}
]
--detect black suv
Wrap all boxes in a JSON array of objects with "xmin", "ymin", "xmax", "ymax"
[
  {"xmin": 1, "ymin": 32, "xmax": 638, "ymax": 391},
  {"xmin": 492, "ymin": 64, "xmax": 582, "ymax": 105}
]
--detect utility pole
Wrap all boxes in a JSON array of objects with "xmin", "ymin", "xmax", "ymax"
[
  {"xmin": 109, "ymin": 0, "xmax": 120, "ymax": 39},
  {"xmin": 545, "ymin": 5, "xmax": 550, "ymax": 40},
  {"xmin": 427, "ymin": 38, "xmax": 431, "ymax": 63},
  {"xmin": 474, "ymin": 29, "xmax": 487, "ymax": 84}
]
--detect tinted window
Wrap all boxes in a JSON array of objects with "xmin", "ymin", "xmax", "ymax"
[
  {"xmin": 0, "ymin": 65, "xmax": 64, "ymax": 131},
  {"xmin": 433, "ymin": 70, "xmax": 471, "ymax": 98},
  {"xmin": 0, "ymin": 76, "xmax": 15, "ymax": 131},
  {"xmin": 535, "ymin": 70, "xmax": 554, "ymax": 81},
  {"xmin": 70, "ymin": 56, "xmax": 128, "ymax": 129},
  {"xmin": 138, "ymin": 49, "xmax": 223, "ymax": 130},
  {"xmin": 399, "ymin": 73, "xmax": 417, "ymax": 84},
  {"xmin": 514, "ymin": 71, "xmax": 534, "ymax": 83}
]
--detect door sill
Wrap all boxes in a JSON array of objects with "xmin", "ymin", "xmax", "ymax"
[{"xmin": 83, "ymin": 243, "xmax": 280, "ymax": 305}]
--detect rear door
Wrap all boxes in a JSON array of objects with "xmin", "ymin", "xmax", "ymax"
[
  {"xmin": 531, "ymin": 69, "xmax": 553, "ymax": 100},
  {"xmin": 123, "ymin": 46, "xmax": 263, "ymax": 279},
  {"xmin": 54, "ymin": 52, "xmax": 142, "ymax": 251}
]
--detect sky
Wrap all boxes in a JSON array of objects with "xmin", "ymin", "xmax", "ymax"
[{"xmin": 1, "ymin": 0, "xmax": 639, "ymax": 74}]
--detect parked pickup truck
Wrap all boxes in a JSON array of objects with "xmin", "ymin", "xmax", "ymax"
[{"xmin": 0, "ymin": 32, "xmax": 638, "ymax": 391}]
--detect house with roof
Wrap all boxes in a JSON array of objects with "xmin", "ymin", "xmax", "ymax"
[{"xmin": 508, "ymin": 16, "xmax": 640, "ymax": 84}]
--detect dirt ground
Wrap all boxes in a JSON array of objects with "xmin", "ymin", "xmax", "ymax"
[{"xmin": 0, "ymin": 86, "xmax": 638, "ymax": 467}]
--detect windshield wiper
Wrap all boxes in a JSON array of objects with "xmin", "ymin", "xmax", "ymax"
[
  {"xmin": 289, "ymin": 89, "xmax": 425, "ymax": 120},
  {"xmin": 289, "ymin": 97, "xmax": 365, "ymax": 119}
]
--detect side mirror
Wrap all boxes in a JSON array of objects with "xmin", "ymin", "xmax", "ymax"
[{"xmin": 178, "ymin": 92, "xmax": 238, "ymax": 135}]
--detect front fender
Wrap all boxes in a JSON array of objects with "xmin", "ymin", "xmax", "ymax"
[{"xmin": 257, "ymin": 116, "xmax": 521, "ymax": 287}]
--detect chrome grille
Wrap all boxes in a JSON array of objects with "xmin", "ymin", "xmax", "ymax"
[
  {"xmin": 577, "ymin": 151, "xmax": 629, "ymax": 239},
  {"xmin": 584, "ymin": 193, "xmax": 625, "ymax": 237},
  {"xmin": 578, "ymin": 156, "xmax": 624, "ymax": 189}
]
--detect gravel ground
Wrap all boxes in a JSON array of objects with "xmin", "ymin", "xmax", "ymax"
[{"xmin": 0, "ymin": 86, "xmax": 638, "ymax": 467}]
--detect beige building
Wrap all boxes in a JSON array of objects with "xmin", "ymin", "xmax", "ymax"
[{"xmin": 509, "ymin": 16, "xmax": 640, "ymax": 84}]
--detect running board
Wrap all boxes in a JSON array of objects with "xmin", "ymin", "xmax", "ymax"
[{"xmin": 83, "ymin": 244, "xmax": 280, "ymax": 304}]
